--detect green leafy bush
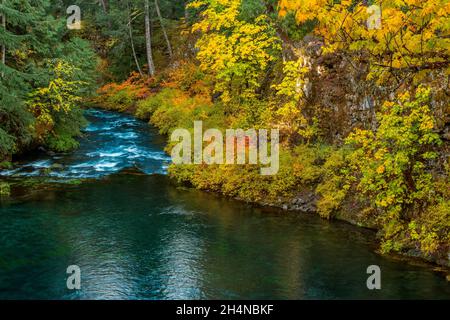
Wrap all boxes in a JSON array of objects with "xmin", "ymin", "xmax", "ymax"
[
  {"xmin": 345, "ymin": 86, "xmax": 443, "ymax": 253},
  {"xmin": 316, "ymin": 147, "xmax": 351, "ymax": 219},
  {"xmin": 0, "ymin": 129, "xmax": 16, "ymax": 158},
  {"xmin": 0, "ymin": 182, "xmax": 10, "ymax": 196}
]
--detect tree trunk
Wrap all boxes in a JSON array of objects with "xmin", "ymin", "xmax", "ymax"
[
  {"xmin": 127, "ymin": 1, "xmax": 143, "ymax": 77},
  {"xmin": 154, "ymin": 0, "xmax": 173, "ymax": 59},
  {"xmin": 184, "ymin": 0, "xmax": 190, "ymax": 23},
  {"xmin": 99, "ymin": 0, "xmax": 109, "ymax": 13},
  {"xmin": 1, "ymin": 2, "xmax": 6, "ymax": 78},
  {"xmin": 144, "ymin": 0, "xmax": 156, "ymax": 76},
  {"xmin": 99, "ymin": 0, "xmax": 112, "ymax": 29},
  {"xmin": 1, "ymin": 21, "xmax": 5, "ymax": 65}
]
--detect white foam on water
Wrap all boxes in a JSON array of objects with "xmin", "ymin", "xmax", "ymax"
[
  {"xmin": 84, "ymin": 126, "xmax": 101, "ymax": 132},
  {"xmin": 15, "ymin": 170, "xmax": 42, "ymax": 177},
  {"xmin": 2, "ymin": 109, "xmax": 170, "ymax": 179},
  {"xmin": 71, "ymin": 162, "xmax": 95, "ymax": 169},
  {"xmin": 29, "ymin": 160, "xmax": 52, "ymax": 168},
  {"xmin": 113, "ymin": 132, "xmax": 138, "ymax": 139},
  {"xmin": 95, "ymin": 162, "xmax": 119, "ymax": 169},
  {"xmin": 0, "ymin": 168, "xmax": 20, "ymax": 176},
  {"xmin": 87, "ymin": 151, "xmax": 125, "ymax": 158}
]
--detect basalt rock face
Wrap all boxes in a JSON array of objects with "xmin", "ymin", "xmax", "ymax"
[
  {"xmin": 288, "ymin": 192, "xmax": 317, "ymax": 213},
  {"xmin": 289, "ymin": 36, "xmax": 449, "ymax": 145},
  {"xmin": 285, "ymin": 36, "xmax": 381, "ymax": 145},
  {"xmin": 309, "ymin": 56, "xmax": 377, "ymax": 143}
]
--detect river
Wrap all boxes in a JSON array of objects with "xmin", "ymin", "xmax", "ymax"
[{"xmin": 0, "ymin": 109, "xmax": 448, "ymax": 299}]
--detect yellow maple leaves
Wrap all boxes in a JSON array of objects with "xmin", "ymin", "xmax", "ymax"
[
  {"xmin": 189, "ymin": 0, "xmax": 281, "ymax": 102},
  {"xmin": 278, "ymin": 0, "xmax": 450, "ymax": 84},
  {"xmin": 28, "ymin": 60, "xmax": 84, "ymax": 139}
]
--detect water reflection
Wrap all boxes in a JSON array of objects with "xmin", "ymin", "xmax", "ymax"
[{"xmin": 0, "ymin": 173, "xmax": 449, "ymax": 300}]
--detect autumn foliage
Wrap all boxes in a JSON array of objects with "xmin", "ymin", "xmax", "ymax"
[{"xmin": 94, "ymin": 0, "xmax": 449, "ymax": 264}]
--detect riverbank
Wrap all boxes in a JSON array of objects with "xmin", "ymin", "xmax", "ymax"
[
  {"xmin": 1, "ymin": 106, "xmax": 448, "ymax": 300},
  {"xmin": 90, "ymin": 83, "xmax": 450, "ymax": 274},
  {"xmin": 76, "ymin": 0, "xmax": 449, "ymax": 273}
]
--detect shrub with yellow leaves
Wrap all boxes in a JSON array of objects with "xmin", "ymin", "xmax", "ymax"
[
  {"xmin": 279, "ymin": 0, "xmax": 450, "ymax": 85},
  {"xmin": 28, "ymin": 60, "xmax": 87, "ymax": 152},
  {"xmin": 189, "ymin": 0, "xmax": 281, "ymax": 103},
  {"xmin": 265, "ymin": 56, "xmax": 317, "ymax": 144},
  {"xmin": 345, "ymin": 86, "xmax": 442, "ymax": 252}
]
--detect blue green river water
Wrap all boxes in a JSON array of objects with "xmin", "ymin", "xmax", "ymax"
[{"xmin": 0, "ymin": 110, "xmax": 448, "ymax": 299}]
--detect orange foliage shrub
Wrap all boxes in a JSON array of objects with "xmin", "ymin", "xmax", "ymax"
[
  {"xmin": 163, "ymin": 62, "xmax": 211, "ymax": 99},
  {"xmin": 96, "ymin": 72, "xmax": 157, "ymax": 111}
]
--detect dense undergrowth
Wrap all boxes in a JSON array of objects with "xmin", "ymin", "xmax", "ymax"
[
  {"xmin": 93, "ymin": 0, "xmax": 449, "ymax": 266},
  {"xmin": 0, "ymin": 2, "xmax": 99, "ymax": 162}
]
